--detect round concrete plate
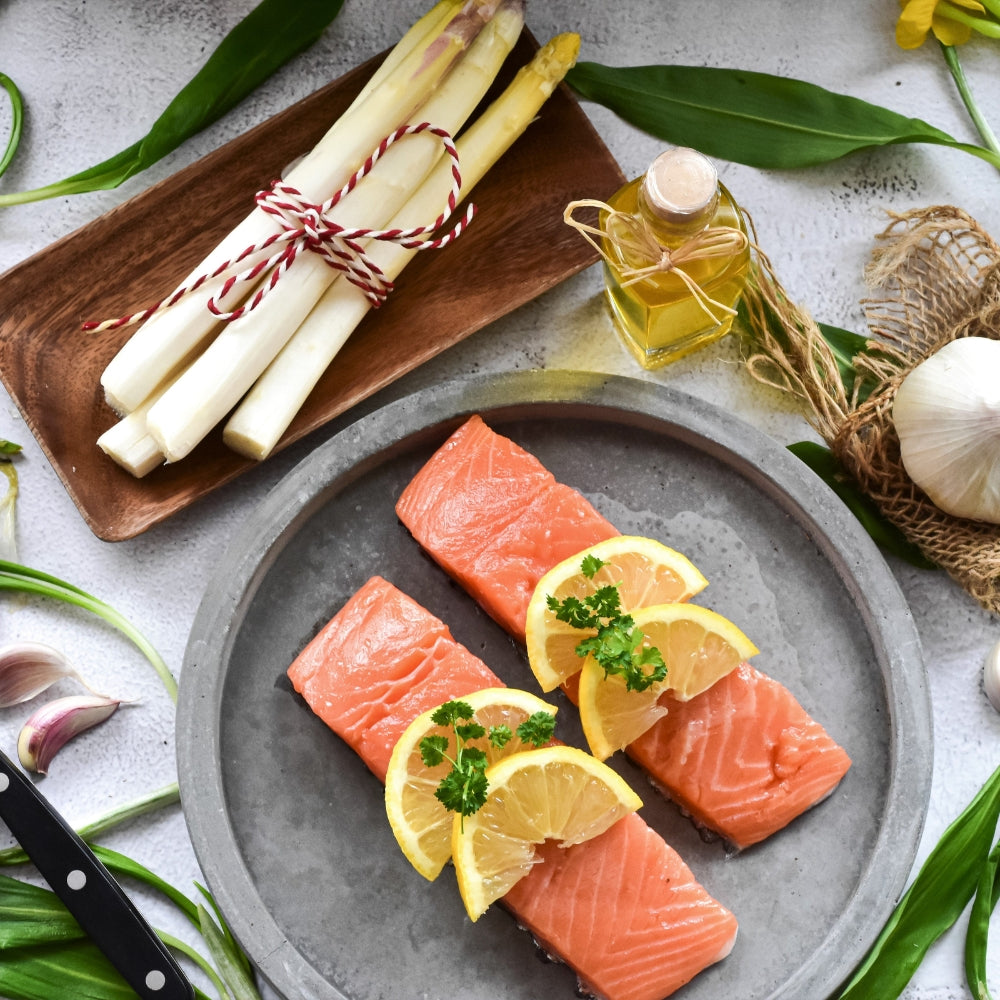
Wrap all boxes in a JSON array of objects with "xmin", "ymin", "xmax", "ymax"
[{"xmin": 177, "ymin": 369, "xmax": 932, "ymax": 1000}]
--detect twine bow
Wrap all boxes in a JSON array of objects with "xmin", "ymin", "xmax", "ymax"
[
  {"xmin": 83, "ymin": 122, "xmax": 475, "ymax": 333},
  {"xmin": 564, "ymin": 198, "xmax": 750, "ymax": 326}
]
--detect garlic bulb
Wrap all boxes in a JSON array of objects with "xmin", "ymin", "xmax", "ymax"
[{"xmin": 892, "ymin": 337, "xmax": 1000, "ymax": 523}]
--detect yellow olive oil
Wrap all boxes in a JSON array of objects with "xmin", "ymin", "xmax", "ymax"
[{"xmin": 600, "ymin": 149, "xmax": 750, "ymax": 370}]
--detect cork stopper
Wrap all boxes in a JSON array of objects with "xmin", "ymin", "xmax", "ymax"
[{"xmin": 639, "ymin": 147, "xmax": 719, "ymax": 228}]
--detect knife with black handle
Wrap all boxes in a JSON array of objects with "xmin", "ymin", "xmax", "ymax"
[{"xmin": 0, "ymin": 748, "xmax": 195, "ymax": 1000}]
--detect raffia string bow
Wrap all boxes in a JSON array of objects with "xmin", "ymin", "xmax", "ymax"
[
  {"xmin": 83, "ymin": 123, "xmax": 474, "ymax": 333},
  {"xmin": 564, "ymin": 198, "xmax": 750, "ymax": 325}
]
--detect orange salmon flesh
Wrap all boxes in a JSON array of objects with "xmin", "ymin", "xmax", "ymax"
[
  {"xmin": 288, "ymin": 575, "xmax": 738, "ymax": 1000},
  {"xmin": 396, "ymin": 415, "xmax": 851, "ymax": 849}
]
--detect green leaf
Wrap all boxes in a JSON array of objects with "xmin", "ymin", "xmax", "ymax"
[
  {"xmin": 198, "ymin": 904, "xmax": 262, "ymax": 1000},
  {"xmin": 0, "ymin": 784, "xmax": 180, "ymax": 868},
  {"xmin": 0, "ymin": 73, "xmax": 24, "ymax": 179},
  {"xmin": 488, "ymin": 724, "xmax": 514, "ymax": 749},
  {"xmin": 516, "ymin": 711, "xmax": 556, "ymax": 747},
  {"xmin": 0, "ymin": 0, "xmax": 344, "ymax": 207},
  {"xmin": 788, "ymin": 441, "xmax": 937, "ymax": 569},
  {"xmin": 815, "ymin": 322, "xmax": 883, "ymax": 405},
  {"xmin": 195, "ymin": 882, "xmax": 253, "ymax": 979},
  {"xmin": 965, "ymin": 839, "xmax": 1000, "ymax": 1000},
  {"xmin": 0, "ymin": 874, "xmax": 85, "ymax": 948},
  {"xmin": 565, "ymin": 61, "xmax": 1000, "ymax": 170},
  {"xmin": 419, "ymin": 734, "xmax": 449, "ymax": 768},
  {"xmin": 0, "ymin": 559, "xmax": 178, "ymax": 701},
  {"xmin": 93, "ymin": 845, "xmax": 201, "ymax": 929},
  {"xmin": 0, "ymin": 939, "xmax": 141, "ymax": 1000},
  {"xmin": 834, "ymin": 765, "xmax": 1000, "ymax": 999}
]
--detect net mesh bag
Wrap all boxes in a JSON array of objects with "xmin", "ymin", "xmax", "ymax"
[{"xmin": 741, "ymin": 205, "xmax": 1000, "ymax": 613}]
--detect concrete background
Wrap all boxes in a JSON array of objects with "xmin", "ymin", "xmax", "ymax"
[{"xmin": 0, "ymin": 1, "xmax": 998, "ymax": 997}]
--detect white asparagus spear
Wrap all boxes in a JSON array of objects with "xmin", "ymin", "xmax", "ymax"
[
  {"xmin": 108, "ymin": 0, "xmax": 524, "ymax": 469},
  {"xmin": 349, "ymin": 0, "xmax": 464, "ymax": 112},
  {"xmin": 99, "ymin": 0, "xmax": 501, "ymax": 416},
  {"xmin": 224, "ymin": 32, "xmax": 581, "ymax": 461},
  {"xmin": 96, "ymin": 374, "xmax": 180, "ymax": 477}
]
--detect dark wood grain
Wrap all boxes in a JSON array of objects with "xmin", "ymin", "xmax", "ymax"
[{"xmin": 0, "ymin": 33, "xmax": 624, "ymax": 540}]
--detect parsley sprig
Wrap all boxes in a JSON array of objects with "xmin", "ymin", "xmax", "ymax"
[
  {"xmin": 419, "ymin": 700, "xmax": 556, "ymax": 825},
  {"xmin": 546, "ymin": 554, "xmax": 666, "ymax": 692}
]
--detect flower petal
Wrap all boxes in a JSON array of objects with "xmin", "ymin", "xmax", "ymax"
[
  {"xmin": 897, "ymin": 0, "xmax": 940, "ymax": 46},
  {"xmin": 932, "ymin": 11, "xmax": 975, "ymax": 43}
]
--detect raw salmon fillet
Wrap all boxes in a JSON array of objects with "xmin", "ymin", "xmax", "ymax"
[
  {"xmin": 508, "ymin": 813, "xmax": 737, "ymax": 1000},
  {"xmin": 288, "ymin": 575, "xmax": 738, "ymax": 999},
  {"xmin": 628, "ymin": 664, "xmax": 852, "ymax": 850},
  {"xmin": 287, "ymin": 576, "xmax": 499, "ymax": 782},
  {"xmin": 395, "ymin": 414, "xmax": 619, "ymax": 638},
  {"xmin": 396, "ymin": 415, "xmax": 851, "ymax": 848}
]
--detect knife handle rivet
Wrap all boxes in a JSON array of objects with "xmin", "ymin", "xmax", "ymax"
[
  {"xmin": 145, "ymin": 969, "xmax": 166, "ymax": 991},
  {"xmin": 0, "ymin": 774, "xmax": 8, "ymax": 792},
  {"xmin": 66, "ymin": 869, "xmax": 87, "ymax": 891}
]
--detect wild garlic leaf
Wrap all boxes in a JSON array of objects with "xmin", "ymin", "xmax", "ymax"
[
  {"xmin": 0, "ymin": 874, "xmax": 85, "ymax": 948},
  {"xmin": 787, "ymin": 442, "xmax": 936, "ymax": 569},
  {"xmin": 0, "ymin": 0, "xmax": 344, "ymax": 207},
  {"xmin": 835, "ymin": 765, "xmax": 1000, "ymax": 999},
  {"xmin": 964, "ymin": 838, "xmax": 1000, "ymax": 1000},
  {"xmin": 0, "ymin": 938, "xmax": 143, "ymax": 1000},
  {"xmin": 565, "ymin": 62, "xmax": 999, "ymax": 170}
]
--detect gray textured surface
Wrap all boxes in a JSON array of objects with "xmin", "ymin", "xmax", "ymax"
[{"xmin": 0, "ymin": 2, "xmax": 997, "ymax": 998}]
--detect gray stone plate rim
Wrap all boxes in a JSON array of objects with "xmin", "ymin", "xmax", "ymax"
[{"xmin": 177, "ymin": 368, "xmax": 932, "ymax": 1000}]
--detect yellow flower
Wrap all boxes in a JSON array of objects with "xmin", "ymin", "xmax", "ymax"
[{"xmin": 896, "ymin": 0, "xmax": 985, "ymax": 48}]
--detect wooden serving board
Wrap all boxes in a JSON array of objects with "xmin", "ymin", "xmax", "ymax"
[{"xmin": 0, "ymin": 32, "xmax": 624, "ymax": 541}]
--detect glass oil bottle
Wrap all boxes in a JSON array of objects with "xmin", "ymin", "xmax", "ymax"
[{"xmin": 600, "ymin": 147, "xmax": 750, "ymax": 370}]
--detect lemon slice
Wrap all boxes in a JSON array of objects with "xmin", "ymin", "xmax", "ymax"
[
  {"xmin": 384, "ymin": 687, "xmax": 558, "ymax": 880},
  {"xmin": 451, "ymin": 744, "xmax": 642, "ymax": 920},
  {"xmin": 578, "ymin": 602, "xmax": 759, "ymax": 760},
  {"xmin": 525, "ymin": 536, "xmax": 708, "ymax": 692}
]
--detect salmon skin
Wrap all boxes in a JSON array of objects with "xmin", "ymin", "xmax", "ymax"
[
  {"xmin": 288, "ymin": 575, "xmax": 738, "ymax": 1000},
  {"xmin": 396, "ymin": 415, "xmax": 851, "ymax": 849},
  {"xmin": 395, "ymin": 414, "xmax": 619, "ymax": 638}
]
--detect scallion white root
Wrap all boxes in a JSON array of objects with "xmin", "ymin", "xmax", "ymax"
[
  {"xmin": 142, "ymin": 1, "xmax": 525, "ymax": 464},
  {"xmin": 224, "ymin": 32, "xmax": 581, "ymax": 460},
  {"xmin": 99, "ymin": 0, "xmax": 501, "ymax": 416}
]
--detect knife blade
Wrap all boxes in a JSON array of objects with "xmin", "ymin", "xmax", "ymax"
[{"xmin": 0, "ymin": 748, "xmax": 195, "ymax": 1000}]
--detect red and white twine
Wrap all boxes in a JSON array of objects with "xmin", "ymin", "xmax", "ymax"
[{"xmin": 83, "ymin": 123, "xmax": 475, "ymax": 333}]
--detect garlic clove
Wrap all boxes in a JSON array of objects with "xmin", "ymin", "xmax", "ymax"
[
  {"xmin": 892, "ymin": 337, "xmax": 1000, "ymax": 524},
  {"xmin": 17, "ymin": 694, "xmax": 121, "ymax": 774},
  {"xmin": 0, "ymin": 641, "xmax": 94, "ymax": 708},
  {"xmin": 985, "ymin": 639, "xmax": 1000, "ymax": 714}
]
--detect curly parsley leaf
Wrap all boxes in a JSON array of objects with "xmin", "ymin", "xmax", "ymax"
[
  {"xmin": 547, "ymin": 558, "xmax": 667, "ymax": 692},
  {"xmin": 419, "ymin": 699, "xmax": 557, "ymax": 825}
]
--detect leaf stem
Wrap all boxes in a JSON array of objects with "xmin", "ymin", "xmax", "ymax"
[
  {"xmin": 940, "ymin": 42, "xmax": 1000, "ymax": 165},
  {"xmin": 937, "ymin": 1, "xmax": 1000, "ymax": 37},
  {"xmin": 0, "ymin": 782, "xmax": 181, "ymax": 867},
  {"xmin": 155, "ymin": 931, "xmax": 220, "ymax": 1000},
  {"xmin": 0, "ymin": 559, "xmax": 178, "ymax": 703},
  {"xmin": 0, "ymin": 73, "xmax": 23, "ymax": 179}
]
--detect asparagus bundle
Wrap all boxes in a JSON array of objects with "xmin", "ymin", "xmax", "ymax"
[
  {"xmin": 98, "ymin": 0, "xmax": 497, "ymax": 417},
  {"xmin": 97, "ymin": 1, "xmax": 580, "ymax": 475}
]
